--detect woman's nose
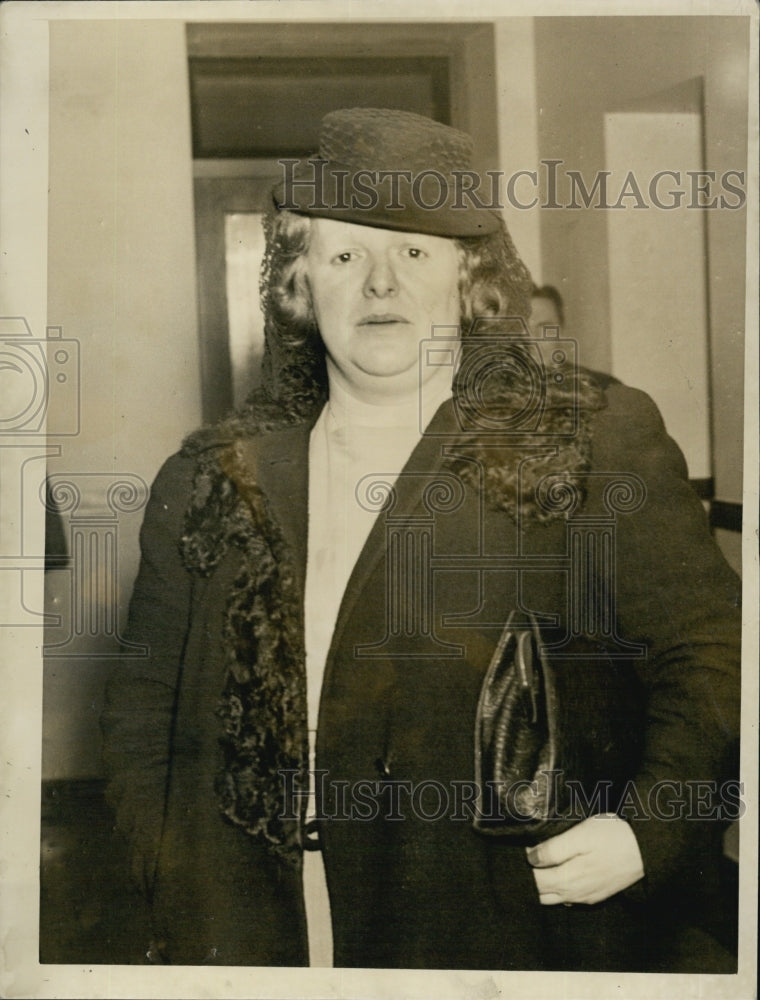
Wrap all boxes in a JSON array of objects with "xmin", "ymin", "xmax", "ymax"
[{"xmin": 363, "ymin": 257, "xmax": 397, "ymax": 298}]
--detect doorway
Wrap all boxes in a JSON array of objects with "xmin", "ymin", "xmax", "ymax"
[{"xmin": 187, "ymin": 21, "xmax": 498, "ymax": 422}]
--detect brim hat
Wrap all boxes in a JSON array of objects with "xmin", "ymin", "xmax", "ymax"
[{"xmin": 273, "ymin": 107, "xmax": 501, "ymax": 238}]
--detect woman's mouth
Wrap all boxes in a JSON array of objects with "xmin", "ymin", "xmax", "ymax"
[{"xmin": 357, "ymin": 314, "xmax": 410, "ymax": 327}]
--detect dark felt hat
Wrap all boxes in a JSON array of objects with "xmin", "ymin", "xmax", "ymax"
[{"xmin": 273, "ymin": 107, "xmax": 501, "ymax": 237}]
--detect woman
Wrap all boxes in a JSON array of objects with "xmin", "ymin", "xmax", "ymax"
[{"xmin": 101, "ymin": 108, "xmax": 741, "ymax": 970}]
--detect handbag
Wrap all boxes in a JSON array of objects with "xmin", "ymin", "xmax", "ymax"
[{"xmin": 473, "ymin": 610, "xmax": 645, "ymax": 842}]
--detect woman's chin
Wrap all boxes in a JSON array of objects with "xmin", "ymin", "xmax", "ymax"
[{"xmin": 351, "ymin": 353, "xmax": 419, "ymax": 384}]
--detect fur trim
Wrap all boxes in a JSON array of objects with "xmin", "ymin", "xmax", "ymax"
[{"xmin": 181, "ymin": 440, "xmax": 308, "ymax": 867}]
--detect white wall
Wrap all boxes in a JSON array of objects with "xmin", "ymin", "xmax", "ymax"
[
  {"xmin": 44, "ymin": 20, "xmax": 201, "ymax": 779},
  {"xmin": 534, "ymin": 16, "xmax": 748, "ymax": 571},
  {"xmin": 494, "ymin": 18, "xmax": 541, "ymax": 282},
  {"xmin": 605, "ymin": 110, "xmax": 711, "ymax": 481}
]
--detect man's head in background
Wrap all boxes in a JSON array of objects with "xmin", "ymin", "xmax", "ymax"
[{"xmin": 529, "ymin": 284, "xmax": 564, "ymax": 337}]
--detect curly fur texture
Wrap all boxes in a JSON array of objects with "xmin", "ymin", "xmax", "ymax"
[{"xmin": 180, "ymin": 440, "xmax": 309, "ymax": 866}]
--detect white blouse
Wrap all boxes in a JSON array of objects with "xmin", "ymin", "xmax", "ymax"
[{"xmin": 302, "ymin": 377, "xmax": 453, "ymax": 966}]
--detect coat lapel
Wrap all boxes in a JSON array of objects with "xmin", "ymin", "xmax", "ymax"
[
  {"xmin": 325, "ymin": 399, "xmax": 463, "ymax": 660},
  {"xmin": 238, "ymin": 400, "xmax": 494, "ymax": 658}
]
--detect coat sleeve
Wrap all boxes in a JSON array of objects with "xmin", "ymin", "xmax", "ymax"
[
  {"xmin": 588, "ymin": 383, "xmax": 741, "ymax": 898},
  {"xmin": 100, "ymin": 452, "xmax": 196, "ymax": 896}
]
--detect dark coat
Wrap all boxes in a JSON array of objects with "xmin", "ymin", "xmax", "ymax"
[{"xmin": 101, "ymin": 382, "xmax": 741, "ymax": 970}]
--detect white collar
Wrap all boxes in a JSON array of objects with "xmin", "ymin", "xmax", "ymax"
[{"xmin": 325, "ymin": 376, "xmax": 452, "ymax": 433}]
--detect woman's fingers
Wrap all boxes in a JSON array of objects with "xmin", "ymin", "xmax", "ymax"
[{"xmin": 526, "ymin": 814, "xmax": 645, "ymax": 905}]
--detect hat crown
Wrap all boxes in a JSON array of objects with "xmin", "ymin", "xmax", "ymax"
[
  {"xmin": 319, "ymin": 107, "xmax": 474, "ymax": 174},
  {"xmin": 274, "ymin": 106, "xmax": 500, "ymax": 237}
]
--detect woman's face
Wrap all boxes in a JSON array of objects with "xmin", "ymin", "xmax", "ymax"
[{"xmin": 304, "ymin": 218, "xmax": 461, "ymax": 401}]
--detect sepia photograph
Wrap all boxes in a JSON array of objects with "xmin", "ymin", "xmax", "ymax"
[{"xmin": 0, "ymin": 1, "xmax": 757, "ymax": 997}]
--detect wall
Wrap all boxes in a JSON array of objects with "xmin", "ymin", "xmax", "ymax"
[
  {"xmin": 44, "ymin": 20, "xmax": 201, "ymax": 779},
  {"xmin": 494, "ymin": 18, "xmax": 541, "ymax": 281},
  {"xmin": 533, "ymin": 17, "xmax": 749, "ymax": 561}
]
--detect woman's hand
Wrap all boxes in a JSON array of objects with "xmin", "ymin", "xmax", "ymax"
[{"xmin": 526, "ymin": 813, "xmax": 644, "ymax": 905}]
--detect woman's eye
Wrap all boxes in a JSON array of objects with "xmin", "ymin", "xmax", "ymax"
[
  {"xmin": 333, "ymin": 251, "xmax": 357, "ymax": 264},
  {"xmin": 403, "ymin": 247, "xmax": 426, "ymax": 259}
]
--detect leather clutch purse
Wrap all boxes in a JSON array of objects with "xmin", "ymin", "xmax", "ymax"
[{"xmin": 473, "ymin": 611, "xmax": 645, "ymax": 842}]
